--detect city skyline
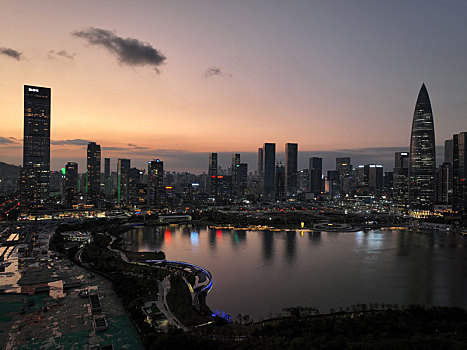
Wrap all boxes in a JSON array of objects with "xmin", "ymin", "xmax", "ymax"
[{"xmin": 1, "ymin": 1, "xmax": 467, "ymax": 173}]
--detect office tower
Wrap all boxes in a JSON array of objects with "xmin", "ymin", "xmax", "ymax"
[
  {"xmin": 232, "ymin": 153, "xmax": 241, "ymax": 195},
  {"xmin": 368, "ymin": 165, "xmax": 384, "ymax": 192},
  {"xmin": 208, "ymin": 153, "xmax": 218, "ymax": 196},
  {"xmin": 327, "ymin": 170, "xmax": 340, "ymax": 197},
  {"xmin": 408, "ymin": 84, "xmax": 436, "ymax": 214},
  {"xmin": 104, "ymin": 158, "xmax": 110, "ymax": 178},
  {"xmin": 20, "ymin": 85, "xmax": 51, "ymax": 209},
  {"xmin": 103, "ymin": 158, "xmax": 113, "ymax": 201},
  {"xmin": 87, "ymin": 142, "xmax": 101, "ymax": 204},
  {"xmin": 262, "ymin": 143, "xmax": 276, "ymax": 196},
  {"xmin": 445, "ymin": 139, "xmax": 454, "ymax": 164},
  {"xmin": 117, "ymin": 158, "xmax": 131, "ymax": 206},
  {"xmin": 285, "ymin": 143, "xmax": 298, "ymax": 194},
  {"xmin": 148, "ymin": 159, "xmax": 164, "ymax": 207},
  {"xmin": 129, "ymin": 168, "xmax": 146, "ymax": 207},
  {"xmin": 336, "ymin": 157, "xmax": 351, "ymax": 194},
  {"xmin": 393, "ymin": 152, "xmax": 409, "ymax": 206},
  {"xmin": 384, "ymin": 171, "xmax": 394, "ymax": 196},
  {"xmin": 238, "ymin": 163, "xmax": 248, "ymax": 196},
  {"xmin": 275, "ymin": 163, "xmax": 285, "ymax": 197},
  {"xmin": 257, "ymin": 148, "xmax": 264, "ymax": 182},
  {"xmin": 437, "ymin": 162, "xmax": 453, "ymax": 204},
  {"xmin": 309, "ymin": 157, "xmax": 322, "ymax": 195},
  {"xmin": 64, "ymin": 162, "xmax": 78, "ymax": 207},
  {"xmin": 453, "ymin": 132, "xmax": 467, "ymax": 215}
]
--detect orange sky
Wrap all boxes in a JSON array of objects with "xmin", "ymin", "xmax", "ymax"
[{"xmin": 1, "ymin": 1, "xmax": 466, "ymax": 172}]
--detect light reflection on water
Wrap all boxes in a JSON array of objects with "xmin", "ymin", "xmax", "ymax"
[{"xmin": 123, "ymin": 226, "xmax": 467, "ymax": 320}]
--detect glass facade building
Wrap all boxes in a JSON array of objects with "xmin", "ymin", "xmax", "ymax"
[
  {"xmin": 408, "ymin": 84, "xmax": 436, "ymax": 213},
  {"xmin": 20, "ymin": 85, "xmax": 51, "ymax": 209}
]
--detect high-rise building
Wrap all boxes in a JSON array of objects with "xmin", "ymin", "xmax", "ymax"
[
  {"xmin": 117, "ymin": 158, "xmax": 131, "ymax": 206},
  {"xmin": 64, "ymin": 162, "xmax": 78, "ymax": 207},
  {"xmin": 262, "ymin": 143, "xmax": 276, "ymax": 196},
  {"xmin": 275, "ymin": 163, "xmax": 285, "ymax": 197},
  {"xmin": 208, "ymin": 153, "xmax": 218, "ymax": 196},
  {"xmin": 393, "ymin": 152, "xmax": 409, "ymax": 207},
  {"xmin": 445, "ymin": 139, "xmax": 454, "ymax": 164},
  {"xmin": 309, "ymin": 157, "xmax": 322, "ymax": 195},
  {"xmin": 237, "ymin": 163, "xmax": 248, "ymax": 196},
  {"xmin": 336, "ymin": 157, "xmax": 351, "ymax": 195},
  {"xmin": 104, "ymin": 158, "xmax": 110, "ymax": 178},
  {"xmin": 285, "ymin": 143, "xmax": 298, "ymax": 195},
  {"xmin": 408, "ymin": 84, "xmax": 436, "ymax": 214},
  {"xmin": 87, "ymin": 142, "xmax": 101, "ymax": 204},
  {"xmin": 20, "ymin": 85, "xmax": 51, "ymax": 209},
  {"xmin": 148, "ymin": 159, "xmax": 164, "ymax": 207},
  {"xmin": 257, "ymin": 147, "xmax": 264, "ymax": 183},
  {"xmin": 327, "ymin": 170, "xmax": 340, "ymax": 197},
  {"xmin": 452, "ymin": 132, "xmax": 466, "ymax": 215},
  {"xmin": 437, "ymin": 162, "xmax": 453, "ymax": 204},
  {"xmin": 231, "ymin": 153, "xmax": 241, "ymax": 195},
  {"xmin": 104, "ymin": 158, "xmax": 113, "ymax": 201}
]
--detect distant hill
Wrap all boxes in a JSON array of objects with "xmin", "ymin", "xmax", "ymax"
[{"xmin": 0, "ymin": 162, "xmax": 20, "ymax": 179}]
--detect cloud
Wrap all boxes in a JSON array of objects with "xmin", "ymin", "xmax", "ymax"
[
  {"xmin": 51, "ymin": 139, "xmax": 91, "ymax": 146},
  {"xmin": 0, "ymin": 137, "xmax": 20, "ymax": 145},
  {"xmin": 72, "ymin": 27, "xmax": 166, "ymax": 72},
  {"xmin": 0, "ymin": 47, "xmax": 22, "ymax": 60},
  {"xmin": 48, "ymin": 49, "xmax": 75, "ymax": 60},
  {"xmin": 204, "ymin": 66, "xmax": 231, "ymax": 78},
  {"xmin": 128, "ymin": 143, "xmax": 148, "ymax": 150}
]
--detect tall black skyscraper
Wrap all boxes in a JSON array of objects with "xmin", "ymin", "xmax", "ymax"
[
  {"xmin": 148, "ymin": 159, "xmax": 164, "ymax": 207},
  {"xmin": 408, "ymin": 84, "xmax": 436, "ymax": 214},
  {"xmin": 336, "ymin": 157, "xmax": 351, "ymax": 194},
  {"xmin": 64, "ymin": 162, "xmax": 78, "ymax": 207},
  {"xmin": 118, "ymin": 158, "xmax": 131, "ymax": 206},
  {"xmin": 309, "ymin": 157, "xmax": 322, "ymax": 195},
  {"xmin": 452, "ymin": 132, "xmax": 466, "ymax": 215},
  {"xmin": 393, "ymin": 152, "xmax": 409, "ymax": 207},
  {"xmin": 87, "ymin": 142, "xmax": 101, "ymax": 204},
  {"xmin": 257, "ymin": 147, "xmax": 263, "ymax": 181},
  {"xmin": 262, "ymin": 143, "xmax": 276, "ymax": 196},
  {"xmin": 285, "ymin": 143, "xmax": 298, "ymax": 195},
  {"xmin": 208, "ymin": 153, "xmax": 218, "ymax": 196},
  {"xmin": 20, "ymin": 85, "xmax": 51, "ymax": 209},
  {"xmin": 232, "ymin": 153, "xmax": 241, "ymax": 195}
]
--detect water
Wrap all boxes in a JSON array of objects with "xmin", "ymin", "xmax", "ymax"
[{"xmin": 122, "ymin": 226, "xmax": 467, "ymax": 319}]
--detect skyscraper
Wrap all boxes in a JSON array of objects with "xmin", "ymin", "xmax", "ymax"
[
  {"xmin": 393, "ymin": 152, "xmax": 409, "ymax": 207},
  {"xmin": 452, "ymin": 132, "xmax": 466, "ymax": 215},
  {"xmin": 20, "ymin": 85, "xmax": 51, "ymax": 209},
  {"xmin": 208, "ymin": 153, "xmax": 218, "ymax": 196},
  {"xmin": 257, "ymin": 147, "xmax": 263, "ymax": 183},
  {"xmin": 285, "ymin": 143, "xmax": 298, "ymax": 195},
  {"xmin": 64, "ymin": 162, "xmax": 78, "ymax": 207},
  {"xmin": 408, "ymin": 84, "xmax": 436, "ymax": 214},
  {"xmin": 117, "ymin": 158, "xmax": 131, "ymax": 206},
  {"xmin": 87, "ymin": 142, "xmax": 101, "ymax": 204},
  {"xmin": 309, "ymin": 157, "xmax": 322, "ymax": 195},
  {"xmin": 232, "ymin": 153, "xmax": 240, "ymax": 195},
  {"xmin": 336, "ymin": 157, "xmax": 351, "ymax": 195},
  {"xmin": 148, "ymin": 159, "xmax": 164, "ymax": 207},
  {"xmin": 262, "ymin": 143, "xmax": 276, "ymax": 196}
]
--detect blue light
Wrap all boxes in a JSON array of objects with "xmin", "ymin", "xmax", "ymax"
[{"xmin": 191, "ymin": 232, "xmax": 199, "ymax": 246}]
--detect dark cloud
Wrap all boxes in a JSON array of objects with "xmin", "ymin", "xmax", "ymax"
[
  {"xmin": 72, "ymin": 27, "xmax": 166, "ymax": 72},
  {"xmin": 128, "ymin": 143, "xmax": 148, "ymax": 150},
  {"xmin": 0, "ymin": 47, "xmax": 22, "ymax": 60},
  {"xmin": 51, "ymin": 139, "xmax": 91, "ymax": 146},
  {"xmin": 204, "ymin": 66, "xmax": 231, "ymax": 78},
  {"xmin": 0, "ymin": 137, "xmax": 20, "ymax": 145},
  {"xmin": 48, "ymin": 49, "xmax": 75, "ymax": 60}
]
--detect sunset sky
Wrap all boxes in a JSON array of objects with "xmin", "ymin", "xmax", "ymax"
[{"xmin": 1, "ymin": 0, "xmax": 466, "ymax": 173}]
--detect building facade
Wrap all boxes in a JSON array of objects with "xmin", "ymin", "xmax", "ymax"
[
  {"xmin": 20, "ymin": 85, "xmax": 51, "ymax": 210},
  {"xmin": 408, "ymin": 84, "xmax": 436, "ymax": 214}
]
